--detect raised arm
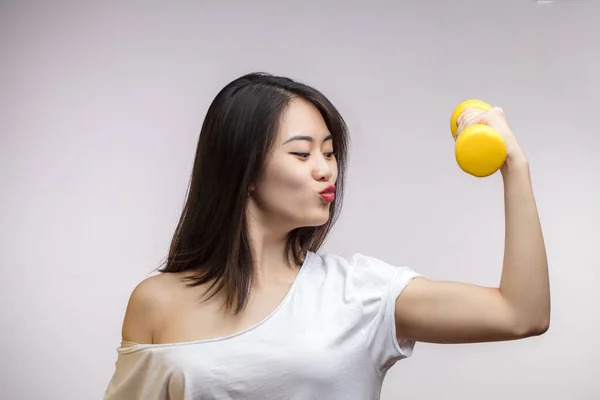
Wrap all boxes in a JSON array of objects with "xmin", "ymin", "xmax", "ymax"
[{"xmin": 394, "ymin": 107, "xmax": 550, "ymax": 344}]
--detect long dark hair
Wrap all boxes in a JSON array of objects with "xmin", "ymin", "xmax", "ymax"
[{"xmin": 157, "ymin": 72, "xmax": 350, "ymax": 314}]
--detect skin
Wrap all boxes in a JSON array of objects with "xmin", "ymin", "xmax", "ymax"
[
  {"xmin": 121, "ymin": 100, "xmax": 550, "ymax": 347},
  {"xmin": 121, "ymin": 98, "xmax": 338, "ymax": 345},
  {"xmin": 395, "ymin": 107, "xmax": 550, "ymax": 343},
  {"xmin": 245, "ymin": 97, "xmax": 337, "ymax": 276}
]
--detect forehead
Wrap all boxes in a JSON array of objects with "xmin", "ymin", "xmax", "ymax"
[{"xmin": 277, "ymin": 98, "xmax": 330, "ymax": 142}]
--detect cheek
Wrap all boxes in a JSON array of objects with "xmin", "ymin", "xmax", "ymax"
[
  {"xmin": 273, "ymin": 171, "xmax": 306, "ymax": 194},
  {"xmin": 331, "ymin": 163, "xmax": 339, "ymax": 182},
  {"xmin": 260, "ymin": 162, "xmax": 308, "ymax": 201}
]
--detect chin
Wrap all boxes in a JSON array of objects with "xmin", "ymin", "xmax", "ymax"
[{"xmin": 298, "ymin": 210, "xmax": 331, "ymax": 228}]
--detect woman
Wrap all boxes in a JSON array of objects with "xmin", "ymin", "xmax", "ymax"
[{"xmin": 104, "ymin": 72, "xmax": 550, "ymax": 399}]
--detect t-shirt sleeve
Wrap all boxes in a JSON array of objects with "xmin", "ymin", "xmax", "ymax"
[
  {"xmin": 349, "ymin": 253, "xmax": 423, "ymax": 375},
  {"xmin": 104, "ymin": 347, "xmax": 170, "ymax": 400}
]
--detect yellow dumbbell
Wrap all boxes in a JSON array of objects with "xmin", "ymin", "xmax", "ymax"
[{"xmin": 449, "ymin": 99, "xmax": 507, "ymax": 178}]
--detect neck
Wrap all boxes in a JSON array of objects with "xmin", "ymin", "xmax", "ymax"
[{"xmin": 246, "ymin": 205, "xmax": 297, "ymax": 283}]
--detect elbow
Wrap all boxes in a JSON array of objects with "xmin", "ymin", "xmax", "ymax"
[
  {"xmin": 527, "ymin": 320, "xmax": 550, "ymax": 337},
  {"xmin": 514, "ymin": 316, "xmax": 550, "ymax": 339}
]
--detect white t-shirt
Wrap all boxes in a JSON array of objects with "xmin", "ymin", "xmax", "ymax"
[{"xmin": 104, "ymin": 251, "xmax": 422, "ymax": 400}]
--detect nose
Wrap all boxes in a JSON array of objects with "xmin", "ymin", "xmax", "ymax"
[{"xmin": 312, "ymin": 153, "xmax": 334, "ymax": 181}]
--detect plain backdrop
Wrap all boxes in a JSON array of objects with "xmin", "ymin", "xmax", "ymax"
[{"xmin": 1, "ymin": 0, "xmax": 599, "ymax": 399}]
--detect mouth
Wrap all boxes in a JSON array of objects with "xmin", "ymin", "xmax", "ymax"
[
  {"xmin": 319, "ymin": 185, "xmax": 336, "ymax": 203},
  {"xmin": 319, "ymin": 185, "xmax": 336, "ymax": 194}
]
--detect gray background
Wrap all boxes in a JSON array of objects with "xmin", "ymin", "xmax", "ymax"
[{"xmin": 1, "ymin": 0, "xmax": 598, "ymax": 399}]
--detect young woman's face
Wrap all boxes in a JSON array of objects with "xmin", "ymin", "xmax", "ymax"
[{"xmin": 248, "ymin": 98, "xmax": 338, "ymax": 233}]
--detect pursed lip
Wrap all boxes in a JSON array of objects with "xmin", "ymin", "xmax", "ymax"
[{"xmin": 319, "ymin": 185, "xmax": 336, "ymax": 194}]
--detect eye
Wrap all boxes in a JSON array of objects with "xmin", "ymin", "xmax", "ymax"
[
  {"xmin": 290, "ymin": 151, "xmax": 336, "ymax": 160},
  {"xmin": 290, "ymin": 152, "xmax": 311, "ymax": 158}
]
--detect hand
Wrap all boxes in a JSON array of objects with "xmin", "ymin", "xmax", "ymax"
[{"xmin": 456, "ymin": 106, "xmax": 528, "ymax": 173}]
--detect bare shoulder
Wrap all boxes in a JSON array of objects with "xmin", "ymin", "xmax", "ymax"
[{"xmin": 121, "ymin": 273, "xmax": 182, "ymax": 345}]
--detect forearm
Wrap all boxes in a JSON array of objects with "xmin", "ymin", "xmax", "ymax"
[{"xmin": 499, "ymin": 156, "xmax": 550, "ymax": 333}]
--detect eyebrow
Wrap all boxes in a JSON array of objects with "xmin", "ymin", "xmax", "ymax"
[{"xmin": 282, "ymin": 134, "xmax": 332, "ymax": 145}]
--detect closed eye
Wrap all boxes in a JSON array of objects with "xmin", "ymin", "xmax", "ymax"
[
  {"xmin": 290, "ymin": 152, "xmax": 336, "ymax": 159},
  {"xmin": 291, "ymin": 152, "xmax": 311, "ymax": 158}
]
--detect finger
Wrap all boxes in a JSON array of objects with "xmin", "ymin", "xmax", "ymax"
[
  {"xmin": 457, "ymin": 111, "xmax": 485, "ymax": 136},
  {"xmin": 457, "ymin": 107, "xmax": 486, "ymax": 128},
  {"xmin": 457, "ymin": 107, "xmax": 480, "ymax": 125},
  {"xmin": 483, "ymin": 106, "xmax": 507, "ymax": 125}
]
